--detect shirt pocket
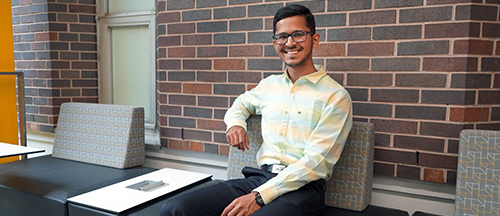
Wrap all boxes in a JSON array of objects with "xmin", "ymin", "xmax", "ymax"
[{"xmin": 290, "ymin": 99, "xmax": 322, "ymax": 140}]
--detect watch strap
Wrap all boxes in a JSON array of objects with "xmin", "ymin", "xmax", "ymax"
[{"xmin": 253, "ymin": 191, "xmax": 265, "ymax": 207}]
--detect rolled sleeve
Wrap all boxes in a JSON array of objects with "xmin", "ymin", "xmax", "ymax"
[{"xmin": 224, "ymin": 82, "xmax": 263, "ymax": 132}]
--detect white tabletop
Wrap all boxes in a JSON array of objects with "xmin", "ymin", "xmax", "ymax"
[
  {"xmin": 0, "ymin": 142, "xmax": 45, "ymax": 158},
  {"xmin": 68, "ymin": 167, "xmax": 212, "ymax": 213}
]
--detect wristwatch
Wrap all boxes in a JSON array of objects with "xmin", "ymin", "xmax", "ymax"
[{"xmin": 253, "ymin": 191, "xmax": 265, "ymax": 207}]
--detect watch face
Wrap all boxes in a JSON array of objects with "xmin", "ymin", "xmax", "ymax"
[{"xmin": 255, "ymin": 193, "xmax": 265, "ymax": 206}]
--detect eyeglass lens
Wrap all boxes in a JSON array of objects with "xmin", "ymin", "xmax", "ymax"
[{"xmin": 273, "ymin": 31, "xmax": 308, "ymax": 45}]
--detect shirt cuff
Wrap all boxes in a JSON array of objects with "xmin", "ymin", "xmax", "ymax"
[
  {"xmin": 225, "ymin": 119, "xmax": 247, "ymax": 133},
  {"xmin": 253, "ymin": 183, "xmax": 280, "ymax": 205}
]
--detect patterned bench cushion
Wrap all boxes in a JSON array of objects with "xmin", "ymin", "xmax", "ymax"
[
  {"xmin": 227, "ymin": 115, "xmax": 375, "ymax": 211},
  {"xmin": 52, "ymin": 103, "xmax": 145, "ymax": 169},
  {"xmin": 455, "ymin": 130, "xmax": 500, "ymax": 216}
]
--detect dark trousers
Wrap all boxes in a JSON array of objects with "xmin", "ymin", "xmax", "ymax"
[{"xmin": 159, "ymin": 167, "xmax": 325, "ymax": 216}]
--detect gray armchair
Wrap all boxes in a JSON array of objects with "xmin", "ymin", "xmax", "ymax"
[{"xmin": 227, "ymin": 115, "xmax": 375, "ymax": 212}]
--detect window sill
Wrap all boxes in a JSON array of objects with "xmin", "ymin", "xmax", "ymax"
[
  {"xmin": 145, "ymin": 127, "xmax": 160, "ymax": 146},
  {"xmin": 373, "ymin": 175, "xmax": 455, "ymax": 200}
]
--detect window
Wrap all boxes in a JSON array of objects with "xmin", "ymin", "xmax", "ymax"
[{"xmin": 97, "ymin": 0, "xmax": 158, "ymax": 144}]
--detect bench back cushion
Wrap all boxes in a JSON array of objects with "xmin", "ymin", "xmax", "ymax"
[
  {"xmin": 227, "ymin": 115, "xmax": 374, "ymax": 211},
  {"xmin": 455, "ymin": 130, "xmax": 500, "ymax": 216},
  {"xmin": 52, "ymin": 103, "xmax": 145, "ymax": 169}
]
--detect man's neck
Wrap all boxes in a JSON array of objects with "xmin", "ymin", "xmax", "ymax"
[{"xmin": 287, "ymin": 63, "xmax": 317, "ymax": 83}]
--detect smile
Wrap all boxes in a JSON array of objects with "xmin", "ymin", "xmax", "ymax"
[{"xmin": 283, "ymin": 48, "xmax": 302, "ymax": 54}]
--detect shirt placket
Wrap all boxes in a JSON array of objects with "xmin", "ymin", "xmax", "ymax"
[{"xmin": 278, "ymin": 82, "xmax": 298, "ymax": 156}]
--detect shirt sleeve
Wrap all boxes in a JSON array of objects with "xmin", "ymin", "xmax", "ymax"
[
  {"xmin": 253, "ymin": 92, "xmax": 353, "ymax": 204},
  {"xmin": 224, "ymin": 80, "xmax": 264, "ymax": 132}
]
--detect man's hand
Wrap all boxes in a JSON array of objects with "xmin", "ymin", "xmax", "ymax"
[
  {"xmin": 221, "ymin": 193, "xmax": 261, "ymax": 216},
  {"xmin": 226, "ymin": 126, "xmax": 249, "ymax": 152}
]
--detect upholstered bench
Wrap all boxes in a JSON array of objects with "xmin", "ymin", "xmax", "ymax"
[
  {"xmin": 131, "ymin": 115, "xmax": 409, "ymax": 216},
  {"xmin": 0, "ymin": 103, "xmax": 156, "ymax": 216},
  {"xmin": 227, "ymin": 115, "xmax": 408, "ymax": 215},
  {"xmin": 227, "ymin": 115, "xmax": 374, "ymax": 211}
]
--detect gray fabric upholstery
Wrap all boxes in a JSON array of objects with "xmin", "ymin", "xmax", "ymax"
[
  {"xmin": 455, "ymin": 130, "xmax": 500, "ymax": 216},
  {"xmin": 52, "ymin": 103, "xmax": 145, "ymax": 169}
]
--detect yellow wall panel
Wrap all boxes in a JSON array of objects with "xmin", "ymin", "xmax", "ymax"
[{"xmin": 0, "ymin": 0, "xmax": 19, "ymax": 163}]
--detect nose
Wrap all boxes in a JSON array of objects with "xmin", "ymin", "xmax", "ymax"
[{"xmin": 285, "ymin": 35, "xmax": 296, "ymax": 46}]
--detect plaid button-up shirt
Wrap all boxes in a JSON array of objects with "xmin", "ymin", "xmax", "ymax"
[{"xmin": 224, "ymin": 65, "xmax": 353, "ymax": 204}]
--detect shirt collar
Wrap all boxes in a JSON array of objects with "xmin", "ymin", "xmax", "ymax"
[{"xmin": 282, "ymin": 65, "xmax": 326, "ymax": 84}]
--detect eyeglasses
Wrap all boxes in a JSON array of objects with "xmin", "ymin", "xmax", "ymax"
[{"xmin": 272, "ymin": 31, "xmax": 312, "ymax": 45}]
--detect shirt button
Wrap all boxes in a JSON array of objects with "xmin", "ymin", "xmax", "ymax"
[
  {"xmin": 280, "ymin": 150, "xmax": 284, "ymax": 153},
  {"xmin": 280, "ymin": 133, "xmax": 284, "ymax": 136},
  {"xmin": 284, "ymin": 111, "xmax": 288, "ymax": 115}
]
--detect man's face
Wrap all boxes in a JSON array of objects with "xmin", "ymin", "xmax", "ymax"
[{"xmin": 273, "ymin": 15, "xmax": 319, "ymax": 68}]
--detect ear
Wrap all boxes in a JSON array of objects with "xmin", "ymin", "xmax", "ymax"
[{"xmin": 312, "ymin": 33, "xmax": 320, "ymax": 49}]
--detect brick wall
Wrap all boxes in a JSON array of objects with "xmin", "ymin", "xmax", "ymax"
[
  {"xmin": 11, "ymin": 0, "xmax": 499, "ymax": 184},
  {"xmin": 11, "ymin": 0, "xmax": 97, "ymax": 133},
  {"xmin": 156, "ymin": 0, "xmax": 500, "ymax": 184}
]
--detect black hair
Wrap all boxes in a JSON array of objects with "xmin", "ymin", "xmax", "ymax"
[{"xmin": 273, "ymin": 4, "xmax": 316, "ymax": 34}]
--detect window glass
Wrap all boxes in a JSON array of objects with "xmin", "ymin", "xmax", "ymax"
[
  {"xmin": 108, "ymin": 0, "xmax": 155, "ymax": 14},
  {"xmin": 111, "ymin": 25, "xmax": 152, "ymax": 123}
]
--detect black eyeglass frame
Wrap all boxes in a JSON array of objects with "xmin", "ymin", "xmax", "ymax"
[{"xmin": 272, "ymin": 31, "xmax": 313, "ymax": 45}]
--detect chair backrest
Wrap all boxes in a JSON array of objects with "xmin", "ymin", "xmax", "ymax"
[
  {"xmin": 455, "ymin": 130, "xmax": 500, "ymax": 216},
  {"xmin": 227, "ymin": 115, "xmax": 375, "ymax": 211},
  {"xmin": 52, "ymin": 102, "xmax": 145, "ymax": 169}
]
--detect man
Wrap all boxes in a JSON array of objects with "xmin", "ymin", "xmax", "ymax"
[{"xmin": 160, "ymin": 4, "xmax": 352, "ymax": 216}]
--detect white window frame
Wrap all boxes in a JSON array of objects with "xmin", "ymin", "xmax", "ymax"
[{"xmin": 96, "ymin": 1, "xmax": 159, "ymax": 145}]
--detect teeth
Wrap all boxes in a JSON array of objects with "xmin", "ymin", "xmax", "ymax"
[{"xmin": 287, "ymin": 51, "xmax": 299, "ymax": 54}]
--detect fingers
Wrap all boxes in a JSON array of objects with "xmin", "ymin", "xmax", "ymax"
[
  {"xmin": 244, "ymin": 133, "xmax": 250, "ymax": 150},
  {"xmin": 221, "ymin": 193, "xmax": 260, "ymax": 216},
  {"xmin": 221, "ymin": 199, "xmax": 244, "ymax": 216},
  {"xmin": 221, "ymin": 202, "xmax": 234, "ymax": 216}
]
